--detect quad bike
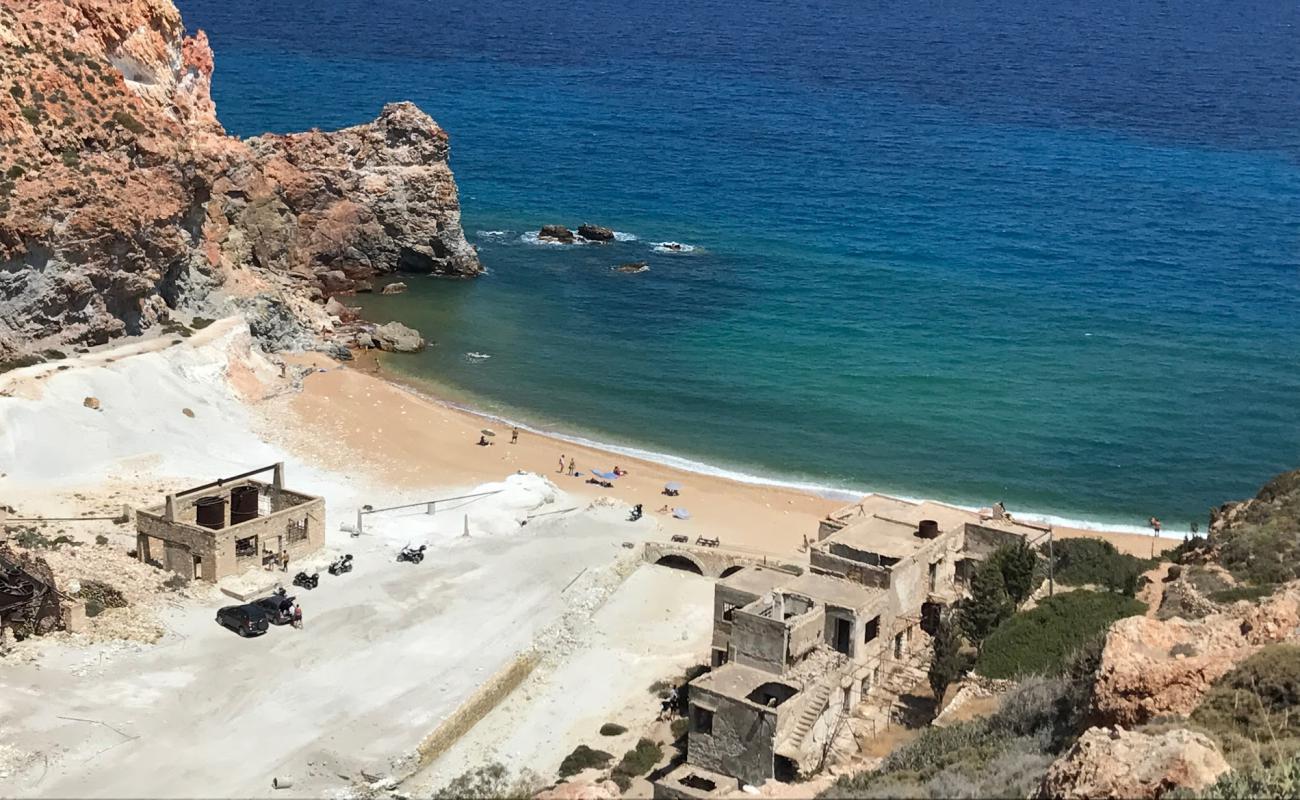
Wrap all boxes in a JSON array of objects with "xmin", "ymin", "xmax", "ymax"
[
  {"xmin": 328, "ymin": 554, "xmax": 354, "ymax": 576},
  {"xmin": 397, "ymin": 545, "xmax": 426, "ymax": 565},
  {"xmin": 292, "ymin": 571, "xmax": 319, "ymax": 590}
]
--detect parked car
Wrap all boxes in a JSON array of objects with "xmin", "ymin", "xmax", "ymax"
[
  {"xmin": 216, "ymin": 603, "xmax": 270, "ymax": 637},
  {"xmin": 252, "ymin": 591, "xmax": 295, "ymax": 626}
]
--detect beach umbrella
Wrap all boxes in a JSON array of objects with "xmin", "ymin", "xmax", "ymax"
[
  {"xmin": 673, "ymin": 508, "xmax": 691, "ymax": 520},
  {"xmin": 665, "ymin": 482, "xmax": 683, "ymax": 492},
  {"xmin": 481, "ymin": 429, "xmax": 496, "ymax": 437}
]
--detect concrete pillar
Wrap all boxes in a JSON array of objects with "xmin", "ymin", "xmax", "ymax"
[
  {"xmin": 272, "ymin": 462, "xmax": 285, "ymax": 490},
  {"xmin": 164, "ymin": 494, "xmax": 176, "ymax": 522},
  {"xmin": 137, "ymin": 533, "xmax": 150, "ymax": 563}
]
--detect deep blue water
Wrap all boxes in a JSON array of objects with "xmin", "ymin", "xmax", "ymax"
[{"xmin": 178, "ymin": 0, "xmax": 1300, "ymax": 530}]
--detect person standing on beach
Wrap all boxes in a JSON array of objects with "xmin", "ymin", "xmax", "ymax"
[
  {"xmin": 558, "ymin": 454, "xmax": 566, "ymax": 473},
  {"xmin": 567, "ymin": 457, "xmax": 576, "ymax": 476},
  {"xmin": 511, "ymin": 427, "xmax": 519, "ymax": 444}
]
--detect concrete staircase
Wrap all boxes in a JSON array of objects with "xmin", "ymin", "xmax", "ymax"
[{"xmin": 786, "ymin": 682, "xmax": 833, "ymax": 751}]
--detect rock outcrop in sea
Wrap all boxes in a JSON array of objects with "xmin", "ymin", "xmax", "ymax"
[{"xmin": 0, "ymin": 0, "xmax": 480, "ymax": 365}]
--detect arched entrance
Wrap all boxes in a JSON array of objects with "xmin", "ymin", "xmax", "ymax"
[{"xmin": 654, "ymin": 554, "xmax": 704, "ymax": 575}]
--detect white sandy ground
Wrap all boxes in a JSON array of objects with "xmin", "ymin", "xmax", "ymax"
[{"xmin": 0, "ymin": 321, "xmax": 690, "ymax": 797}]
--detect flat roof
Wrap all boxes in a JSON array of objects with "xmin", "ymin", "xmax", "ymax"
[
  {"xmin": 717, "ymin": 566, "xmax": 790, "ymax": 598},
  {"xmin": 692, "ymin": 662, "xmax": 796, "ymax": 702},
  {"xmin": 822, "ymin": 496, "xmax": 1039, "ymax": 558},
  {"xmin": 780, "ymin": 570, "xmax": 883, "ymax": 610}
]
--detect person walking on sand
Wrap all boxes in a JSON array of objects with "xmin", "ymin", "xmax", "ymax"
[
  {"xmin": 293, "ymin": 604, "xmax": 303, "ymax": 630},
  {"xmin": 511, "ymin": 427, "xmax": 519, "ymax": 444},
  {"xmin": 1148, "ymin": 516, "xmax": 1162, "ymax": 534},
  {"xmin": 567, "ymin": 457, "xmax": 576, "ymax": 476},
  {"xmin": 558, "ymin": 453, "xmax": 566, "ymax": 474}
]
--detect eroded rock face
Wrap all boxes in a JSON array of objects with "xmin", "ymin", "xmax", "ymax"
[
  {"xmin": 577, "ymin": 224, "xmax": 614, "ymax": 242},
  {"xmin": 1038, "ymin": 726, "xmax": 1230, "ymax": 800},
  {"xmin": 538, "ymin": 225, "xmax": 575, "ymax": 243},
  {"xmin": 1092, "ymin": 581, "xmax": 1300, "ymax": 726},
  {"xmin": 0, "ymin": 0, "xmax": 479, "ymax": 363}
]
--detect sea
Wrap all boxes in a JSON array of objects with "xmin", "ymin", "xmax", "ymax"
[{"xmin": 177, "ymin": 0, "xmax": 1300, "ymax": 532}]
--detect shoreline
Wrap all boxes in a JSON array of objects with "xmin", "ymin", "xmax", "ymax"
[{"xmin": 338, "ymin": 349, "xmax": 1180, "ymax": 557}]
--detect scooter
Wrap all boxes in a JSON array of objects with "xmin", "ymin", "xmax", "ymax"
[
  {"xmin": 628, "ymin": 503, "xmax": 643, "ymax": 522},
  {"xmin": 328, "ymin": 554, "xmax": 354, "ymax": 576},
  {"xmin": 397, "ymin": 544, "xmax": 426, "ymax": 564},
  {"xmin": 292, "ymin": 571, "xmax": 319, "ymax": 590}
]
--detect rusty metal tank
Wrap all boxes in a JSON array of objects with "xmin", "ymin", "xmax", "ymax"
[
  {"xmin": 229, "ymin": 485, "xmax": 259, "ymax": 526},
  {"xmin": 195, "ymin": 495, "xmax": 226, "ymax": 530},
  {"xmin": 917, "ymin": 519, "xmax": 940, "ymax": 539}
]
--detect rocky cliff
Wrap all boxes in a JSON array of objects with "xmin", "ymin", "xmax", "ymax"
[{"xmin": 0, "ymin": 0, "xmax": 479, "ymax": 363}]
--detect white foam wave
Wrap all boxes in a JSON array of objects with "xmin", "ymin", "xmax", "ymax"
[
  {"xmin": 653, "ymin": 241, "xmax": 697, "ymax": 254},
  {"xmin": 476, "ymin": 230, "xmax": 510, "ymax": 238},
  {"xmin": 382, "ymin": 381, "xmax": 1183, "ymax": 540},
  {"xmin": 612, "ymin": 231, "xmax": 638, "ymax": 242},
  {"xmin": 519, "ymin": 231, "xmax": 574, "ymax": 247},
  {"xmin": 464, "ymin": 352, "xmax": 491, "ymax": 361}
]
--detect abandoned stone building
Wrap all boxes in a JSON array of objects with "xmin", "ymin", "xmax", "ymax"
[
  {"xmin": 134, "ymin": 463, "xmax": 325, "ymax": 582},
  {"xmin": 654, "ymin": 495, "xmax": 1044, "ymax": 798}
]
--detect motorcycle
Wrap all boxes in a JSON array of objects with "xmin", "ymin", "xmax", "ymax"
[
  {"xmin": 292, "ymin": 571, "xmax": 319, "ymax": 590},
  {"xmin": 328, "ymin": 554, "xmax": 354, "ymax": 576},
  {"xmin": 628, "ymin": 503, "xmax": 643, "ymax": 522},
  {"xmin": 397, "ymin": 544, "xmax": 427, "ymax": 564}
]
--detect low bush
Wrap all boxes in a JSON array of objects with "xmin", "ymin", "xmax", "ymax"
[
  {"xmin": 434, "ymin": 762, "xmax": 543, "ymax": 800},
  {"xmin": 819, "ymin": 675, "xmax": 1090, "ymax": 799},
  {"xmin": 612, "ymin": 738, "xmax": 662, "ymax": 781},
  {"xmin": 112, "ymin": 110, "xmax": 146, "ymax": 135},
  {"xmin": 1208, "ymin": 584, "xmax": 1278, "ymax": 604},
  {"xmin": 1191, "ymin": 644, "xmax": 1300, "ymax": 769},
  {"xmin": 76, "ymin": 579, "xmax": 128, "ymax": 609},
  {"xmin": 557, "ymin": 744, "xmax": 613, "ymax": 778},
  {"xmin": 670, "ymin": 717, "xmax": 689, "ymax": 740},
  {"xmin": 975, "ymin": 590, "xmax": 1144, "ymax": 679},
  {"xmin": 598, "ymin": 722, "xmax": 627, "ymax": 737},
  {"xmin": 13, "ymin": 528, "xmax": 78, "ymax": 550},
  {"xmin": 1044, "ymin": 537, "xmax": 1153, "ymax": 593},
  {"xmin": 94, "ymin": 534, "xmax": 108, "ymax": 546},
  {"xmin": 1178, "ymin": 756, "xmax": 1300, "ymax": 799}
]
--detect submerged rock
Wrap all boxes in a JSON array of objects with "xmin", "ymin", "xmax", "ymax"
[
  {"xmin": 577, "ymin": 224, "xmax": 615, "ymax": 242},
  {"xmin": 538, "ymin": 225, "xmax": 576, "ymax": 243},
  {"xmin": 614, "ymin": 261, "xmax": 649, "ymax": 274},
  {"xmin": 381, "ymin": 282, "xmax": 408, "ymax": 295},
  {"xmin": 373, "ymin": 322, "xmax": 426, "ymax": 353}
]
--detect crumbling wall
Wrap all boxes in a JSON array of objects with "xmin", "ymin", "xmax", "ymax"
[
  {"xmin": 731, "ymin": 609, "xmax": 788, "ymax": 674},
  {"xmin": 687, "ymin": 688, "xmax": 778, "ymax": 786},
  {"xmin": 809, "ymin": 550, "xmax": 890, "ymax": 589}
]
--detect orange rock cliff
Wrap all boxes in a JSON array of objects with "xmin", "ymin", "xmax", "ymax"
[{"xmin": 0, "ymin": 0, "xmax": 480, "ymax": 362}]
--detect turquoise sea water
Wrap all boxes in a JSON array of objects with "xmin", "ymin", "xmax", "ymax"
[{"xmin": 179, "ymin": 0, "xmax": 1300, "ymax": 530}]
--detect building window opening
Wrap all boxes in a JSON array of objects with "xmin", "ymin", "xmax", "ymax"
[
  {"xmin": 722, "ymin": 602, "xmax": 738, "ymax": 621},
  {"xmin": 287, "ymin": 519, "xmax": 308, "ymax": 543},
  {"xmin": 864, "ymin": 615, "xmax": 880, "ymax": 643},
  {"xmin": 774, "ymin": 755, "xmax": 798, "ymax": 783},
  {"xmin": 235, "ymin": 536, "xmax": 257, "ymax": 558},
  {"xmin": 681, "ymin": 775, "xmax": 717, "ymax": 791},
  {"xmin": 928, "ymin": 561, "xmax": 938, "ymax": 593},
  {"xmin": 894, "ymin": 631, "xmax": 904, "ymax": 659},
  {"xmin": 692, "ymin": 705, "xmax": 714, "ymax": 735},
  {"xmin": 832, "ymin": 617, "xmax": 852, "ymax": 655}
]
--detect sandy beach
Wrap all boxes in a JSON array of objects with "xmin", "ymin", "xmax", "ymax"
[{"xmin": 273, "ymin": 349, "xmax": 1176, "ymax": 560}]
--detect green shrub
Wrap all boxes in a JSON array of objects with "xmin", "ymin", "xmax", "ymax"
[
  {"xmin": 598, "ymin": 723, "xmax": 627, "ymax": 737},
  {"xmin": 5, "ymin": 164, "xmax": 24, "ymax": 179},
  {"xmin": 76, "ymin": 580, "xmax": 128, "ymax": 609},
  {"xmin": 612, "ymin": 738, "xmax": 662, "ymax": 780},
  {"xmin": 989, "ymin": 542, "xmax": 1042, "ymax": 605},
  {"xmin": 85, "ymin": 599, "xmax": 104, "ymax": 618},
  {"xmin": 557, "ymin": 745, "xmax": 613, "ymax": 778},
  {"xmin": 435, "ymin": 762, "xmax": 542, "ymax": 800},
  {"xmin": 670, "ymin": 717, "xmax": 689, "ymax": 740},
  {"xmin": 958, "ymin": 558, "xmax": 1012, "ymax": 646},
  {"xmin": 190, "ymin": 317, "xmax": 215, "ymax": 330},
  {"xmin": 928, "ymin": 612, "xmax": 972, "ymax": 699},
  {"xmin": 1045, "ymin": 537, "xmax": 1153, "ymax": 593},
  {"xmin": 111, "ymin": 110, "xmax": 146, "ymax": 135},
  {"xmin": 20, "ymin": 105, "xmax": 38, "ymax": 124},
  {"xmin": 975, "ymin": 591, "xmax": 1145, "ymax": 679},
  {"xmin": 1173, "ymin": 756, "xmax": 1300, "ymax": 799},
  {"xmin": 1192, "ymin": 644, "xmax": 1300, "ymax": 768},
  {"xmin": 94, "ymin": 534, "xmax": 108, "ymax": 546},
  {"xmin": 8, "ymin": 84, "xmax": 22, "ymax": 100},
  {"xmin": 1209, "ymin": 584, "xmax": 1278, "ymax": 604},
  {"xmin": 60, "ymin": 149, "xmax": 80, "ymax": 167}
]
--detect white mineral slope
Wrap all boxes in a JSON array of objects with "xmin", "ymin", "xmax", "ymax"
[{"xmin": 0, "ymin": 320, "xmax": 661, "ymax": 798}]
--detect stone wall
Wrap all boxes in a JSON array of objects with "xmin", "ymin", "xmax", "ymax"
[
  {"xmin": 687, "ymin": 687, "xmax": 779, "ymax": 786},
  {"xmin": 731, "ymin": 607, "xmax": 788, "ymax": 674}
]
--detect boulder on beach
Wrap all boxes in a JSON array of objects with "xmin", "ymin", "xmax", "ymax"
[
  {"xmin": 372, "ymin": 322, "xmax": 426, "ymax": 353},
  {"xmin": 577, "ymin": 224, "xmax": 615, "ymax": 242},
  {"xmin": 538, "ymin": 225, "xmax": 576, "ymax": 243},
  {"xmin": 381, "ymin": 282, "xmax": 408, "ymax": 295}
]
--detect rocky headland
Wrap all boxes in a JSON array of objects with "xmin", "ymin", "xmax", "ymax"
[{"xmin": 0, "ymin": 0, "xmax": 480, "ymax": 365}]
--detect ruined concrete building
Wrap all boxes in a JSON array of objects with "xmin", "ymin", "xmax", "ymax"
[
  {"xmin": 654, "ymin": 495, "xmax": 1044, "ymax": 798},
  {"xmin": 134, "ymin": 464, "xmax": 324, "ymax": 582}
]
